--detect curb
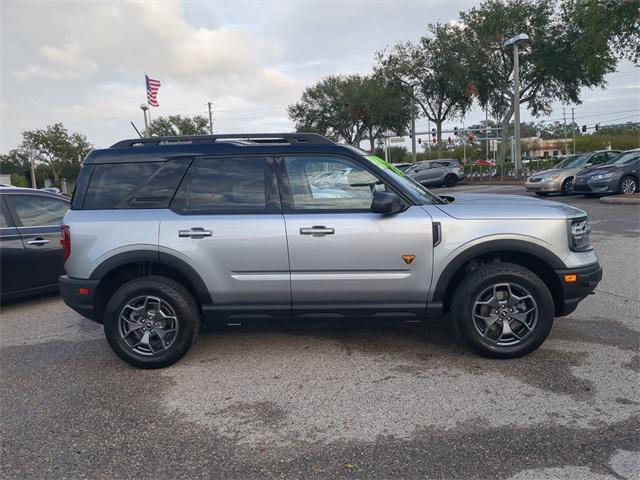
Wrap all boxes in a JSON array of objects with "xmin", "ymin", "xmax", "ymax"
[{"xmin": 599, "ymin": 195, "xmax": 640, "ymax": 205}]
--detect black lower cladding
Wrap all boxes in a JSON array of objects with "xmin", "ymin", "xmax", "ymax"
[
  {"xmin": 554, "ymin": 262, "xmax": 602, "ymax": 316},
  {"xmin": 59, "ymin": 275, "xmax": 100, "ymax": 322}
]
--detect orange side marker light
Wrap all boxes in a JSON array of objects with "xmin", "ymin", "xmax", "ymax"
[{"xmin": 563, "ymin": 274, "xmax": 577, "ymax": 283}]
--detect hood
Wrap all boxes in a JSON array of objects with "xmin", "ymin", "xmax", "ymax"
[
  {"xmin": 577, "ymin": 164, "xmax": 615, "ymax": 177},
  {"xmin": 529, "ymin": 168, "xmax": 574, "ymax": 178},
  {"xmin": 434, "ymin": 192, "xmax": 586, "ymax": 220}
]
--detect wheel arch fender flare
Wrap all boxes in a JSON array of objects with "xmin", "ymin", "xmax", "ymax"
[
  {"xmin": 89, "ymin": 250, "xmax": 212, "ymax": 304},
  {"xmin": 432, "ymin": 239, "xmax": 565, "ymax": 307}
]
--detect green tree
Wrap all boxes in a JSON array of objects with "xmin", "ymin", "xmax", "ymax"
[
  {"xmin": 288, "ymin": 74, "xmax": 411, "ymax": 149},
  {"xmin": 21, "ymin": 123, "xmax": 91, "ymax": 185},
  {"xmin": 460, "ymin": 0, "xmax": 615, "ymax": 163},
  {"xmin": 377, "ymin": 22, "xmax": 475, "ymax": 157},
  {"xmin": 374, "ymin": 146, "xmax": 409, "ymax": 163},
  {"xmin": 565, "ymin": 0, "xmax": 640, "ymax": 65},
  {"xmin": 148, "ymin": 114, "xmax": 210, "ymax": 136}
]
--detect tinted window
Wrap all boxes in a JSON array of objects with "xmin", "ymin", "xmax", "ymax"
[
  {"xmin": 284, "ymin": 156, "xmax": 385, "ymax": 210},
  {"xmin": 0, "ymin": 208, "xmax": 7, "ymax": 228},
  {"xmin": 83, "ymin": 159, "xmax": 190, "ymax": 209},
  {"xmin": 185, "ymin": 157, "xmax": 267, "ymax": 212},
  {"xmin": 6, "ymin": 195, "xmax": 68, "ymax": 226},
  {"xmin": 614, "ymin": 152, "xmax": 640, "ymax": 166}
]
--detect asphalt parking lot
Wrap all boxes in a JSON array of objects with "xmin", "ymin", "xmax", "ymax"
[{"xmin": 1, "ymin": 185, "xmax": 638, "ymax": 480}]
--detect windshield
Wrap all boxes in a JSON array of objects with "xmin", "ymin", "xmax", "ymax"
[
  {"xmin": 614, "ymin": 151, "xmax": 640, "ymax": 166},
  {"xmin": 364, "ymin": 155, "xmax": 444, "ymax": 205},
  {"xmin": 554, "ymin": 154, "xmax": 590, "ymax": 169}
]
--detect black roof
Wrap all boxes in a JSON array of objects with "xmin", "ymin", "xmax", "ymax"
[{"xmin": 83, "ymin": 133, "xmax": 361, "ymax": 165}]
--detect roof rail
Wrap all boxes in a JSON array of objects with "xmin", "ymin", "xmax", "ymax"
[{"xmin": 110, "ymin": 133, "xmax": 333, "ymax": 148}]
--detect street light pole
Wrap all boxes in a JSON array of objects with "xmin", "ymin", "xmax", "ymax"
[
  {"xmin": 503, "ymin": 33, "xmax": 528, "ymax": 179},
  {"xmin": 512, "ymin": 41, "xmax": 521, "ymax": 179},
  {"xmin": 140, "ymin": 104, "xmax": 149, "ymax": 137},
  {"xmin": 410, "ymin": 95, "xmax": 416, "ymax": 163}
]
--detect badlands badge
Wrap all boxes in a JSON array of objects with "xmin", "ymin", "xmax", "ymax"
[{"xmin": 402, "ymin": 255, "xmax": 415, "ymax": 265}]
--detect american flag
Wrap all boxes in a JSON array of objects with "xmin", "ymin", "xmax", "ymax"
[{"xmin": 145, "ymin": 74, "xmax": 161, "ymax": 107}]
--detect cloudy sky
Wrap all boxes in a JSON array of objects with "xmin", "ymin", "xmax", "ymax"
[{"xmin": 1, "ymin": 0, "xmax": 638, "ymax": 152}]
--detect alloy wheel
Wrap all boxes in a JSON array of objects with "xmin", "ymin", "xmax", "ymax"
[
  {"xmin": 118, "ymin": 296, "xmax": 179, "ymax": 356},
  {"xmin": 472, "ymin": 283, "xmax": 538, "ymax": 346},
  {"xmin": 621, "ymin": 177, "xmax": 637, "ymax": 195}
]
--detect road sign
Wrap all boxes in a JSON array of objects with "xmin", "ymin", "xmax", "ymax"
[
  {"xmin": 490, "ymin": 139, "xmax": 498, "ymax": 152},
  {"xmin": 389, "ymin": 137, "xmax": 404, "ymax": 143}
]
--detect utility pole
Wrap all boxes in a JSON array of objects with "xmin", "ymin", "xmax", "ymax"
[
  {"xmin": 29, "ymin": 151, "xmax": 37, "ymax": 189},
  {"xmin": 207, "ymin": 101, "xmax": 214, "ymax": 135},
  {"xmin": 485, "ymin": 108, "xmax": 489, "ymax": 160},
  {"xmin": 563, "ymin": 107, "xmax": 568, "ymax": 155},
  {"xmin": 571, "ymin": 107, "xmax": 576, "ymax": 154},
  {"xmin": 410, "ymin": 95, "xmax": 416, "ymax": 163}
]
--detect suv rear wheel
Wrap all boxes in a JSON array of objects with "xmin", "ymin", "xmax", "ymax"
[
  {"xmin": 103, "ymin": 276, "xmax": 199, "ymax": 368},
  {"xmin": 451, "ymin": 262, "xmax": 554, "ymax": 358},
  {"xmin": 443, "ymin": 174, "xmax": 458, "ymax": 187}
]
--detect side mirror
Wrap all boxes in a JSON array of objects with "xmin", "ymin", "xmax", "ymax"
[{"xmin": 371, "ymin": 191, "xmax": 405, "ymax": 215}]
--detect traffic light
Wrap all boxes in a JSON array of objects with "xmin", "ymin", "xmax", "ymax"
[
  {"xmin": 454, "ymin": 127, "xmax": 459, "ymax": 136},
  {"xmin": 595, "ymin": 123, "xmax": 599, "ymax": 131},
  {"xmin": 447, "ymin": 136, "xmax": 452, "ymax": 144},
  {"xmin": 418, "ymin": 138, "xmax": 422, "ymax": 144},
  {"xmin": 582, "ymin": 125, "xmax": 586, "ymax": 133}
]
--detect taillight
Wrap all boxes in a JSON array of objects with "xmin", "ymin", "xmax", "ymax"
[{"xmin": 60, "ymin": 224, "xmax": 71, "ymax": 262}]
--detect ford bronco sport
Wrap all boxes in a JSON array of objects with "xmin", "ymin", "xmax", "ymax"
[{"xmin": 59, "ymin": 133, "xmax": 602, "ymax": 368}]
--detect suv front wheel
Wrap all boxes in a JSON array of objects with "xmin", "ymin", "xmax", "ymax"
[
  {"xmin": 103, "ymin": 276, "xmax": 199, "ymax": 368},
  {"xmin": 451, "ymin": 262, "xmax": 554, "ymax": 358}
]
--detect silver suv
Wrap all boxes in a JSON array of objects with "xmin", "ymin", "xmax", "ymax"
[
  {"xmin": 406, "ymin": 159, "xmax": 465, "ymax": 187},
  {"xmin": 59, "ymin": 134, "xmax": 602, "ymax": 368}
]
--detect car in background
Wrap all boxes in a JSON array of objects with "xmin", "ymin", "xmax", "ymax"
[
  {"xmin": 40, "ymin": 187, "xmax": 61, "ymax": 194},
  {"xmin": 574, "ymin": 149, "xmax": 639, "ymax": 196},
  {"xmin": 406, "ymin": 159, "xmax": 465, "ymax": 187},
  {"xmin": 391, "ymin": 162, "xmax": 413, "ymax": 171},
  {"xmin": 475, "ymin": 159, "xmax": 495, "ymax": 167},
  {"xmin": 0, "ymin": 187, "xmax": 69, "ymax": 301},
  {"xmin": 524, "ymin": 150, "xmax": 620, "ymax": 196}
]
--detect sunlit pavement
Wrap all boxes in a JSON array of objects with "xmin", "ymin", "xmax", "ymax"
[{"xmin": 1, "ymin": 185, "xmax": 638, "ymax": 479}]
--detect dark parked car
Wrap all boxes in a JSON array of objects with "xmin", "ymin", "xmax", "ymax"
[
  {"xmin": 406, "ymin": 159, "xmax": 465, "ymax": 187},
  {"xmin": 0, "ymin": 187, "xmax": 69, "ymax": 301},
  {"xmin": 574, "ymin": 149, "xmax": 639, "ymax": 196}
]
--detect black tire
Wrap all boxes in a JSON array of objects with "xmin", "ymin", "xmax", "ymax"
[
  {"xmin": 451, "ymin": 262, "xmax": 554, "ymax": 359},
  {"xmin": 534, "ymin": 192, "xmax": 549, "ymax": 197},
  {"xmin": 619, "ymin": 175, "xmax": 638, "ymax": 195},
  {"xmin": 443, "ymin": 174, "xmax": 458, "ymax": 187},
  {"xmin": 560, "ymin": 178, "xmax": 574, "ymax": 196},
  {"xmin": 104, "ymin": 276, "xmax": 199, "ymax": 369}
]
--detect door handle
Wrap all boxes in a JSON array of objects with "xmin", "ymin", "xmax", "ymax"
[
  {"xmin": 27, "ymin": 238, "xmax": 50, "ymax": 246},
  {"xmin": 178, "ymin": 228, "xmax": 213, "ymax": 238},
  {"xmin": 300, "ymin": 226, "xmax": 335, "ymax": 236}
]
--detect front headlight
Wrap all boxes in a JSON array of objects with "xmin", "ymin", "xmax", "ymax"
[
  {"xmin": 542, "ymin": 174, "xmax": 561, "ymax": 181},
  {"xmin": 569, "ymin": 217, "xmax": 592, "ymax": 252},
  {"xmin": 591, "ymin": 173, "xmax": 614, "ymax": 181}
]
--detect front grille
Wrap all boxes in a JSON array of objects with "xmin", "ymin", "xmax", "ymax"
[{"xmin": 528, "ymin": 177, "xmax": 542, "ymax": 183}]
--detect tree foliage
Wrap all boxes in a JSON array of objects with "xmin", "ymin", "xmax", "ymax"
[
  {"xmin": 287, "ymin": 74, "xmax": 411, "ymax": 150},
  {"xmin": 460, "ymin": 0, "xmax": 616, "ymax": 162},
  {"xmin": 148, "ymin": 114, "xmax": 210, "ymax": 136},
  {"xmin": 377, "ymin": 22, "xmax": 475, "ymax": 156},
  {"xmin": 19, "ymin": 123, "xmax": 92, "ymax": 184},
  {"xmin": 564, "ymin": 0, "xmax": 640, "ymax": 65}
]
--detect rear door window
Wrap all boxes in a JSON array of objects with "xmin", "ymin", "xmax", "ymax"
[
  {"xmin": 82, "ymin": 158, "xmax": 190, "ymax": 209},
  {"xmin": 5, "ymin": 195, "xmax": 68, "ymax": 226},
  {"xmin": 177, "ymin": 157, "xmax": 268, "ymax": 213}
]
